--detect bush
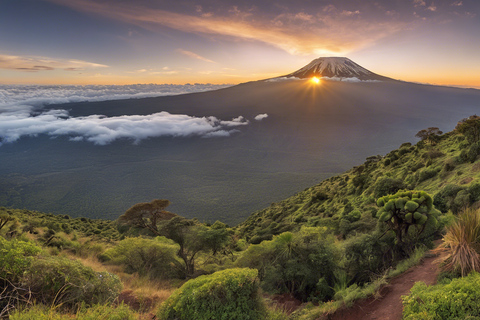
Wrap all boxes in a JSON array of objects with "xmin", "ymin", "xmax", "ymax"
[
  {"xmin": 373, "ymin": 177, "xmax": 406, "ymax": 198},
  {"xmin": 22, "ymin": 256, "xmax": 122, "ymax": 309},
  {"xmin": 433, "ymin": 184, "xmax": 464, "ymax": 213},
  {"xmin": 418, "ymin": 167, "xmax": 439, "ymax": 182},
  {"xmin": 0, "ymin": 238, "xmax": 41, "ymax": 281},
  {"xmin": 101, "ymin": 237, "xmax": 180, "ymax": 279},
  {"xmin": 344, "ymin": 232, "xmax": 394, "ymax": 284},
  {"xmin": 402, "ymin": 272, "xmax": 480, "ymax": 319},
  {"xmin": 157, "ymin": 268, "xmax": 266, "ymax": 320},
  {"xmin": 236, "ymin": 228, "xmax": 339, "ymax": 302}
]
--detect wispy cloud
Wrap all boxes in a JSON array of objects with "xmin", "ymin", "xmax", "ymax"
[
  {"xmin": 0, "ymin": 54, "xmax": 108, "ymax": 72},
  {"xmin": 177, "ymin": 49, "xmax": 215, "ymax": 63},
  {"xmin": 0, "ymin": 84, "xmax": 251, "ymax": 146},
  {"xmin": 44, "ymin": 0, "xmax": 411, "ymax": 56}
]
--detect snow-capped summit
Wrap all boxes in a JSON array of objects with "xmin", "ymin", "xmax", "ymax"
[{"xmin": 285, "ymin": 57, "xmax": 391, "ymax": 81}]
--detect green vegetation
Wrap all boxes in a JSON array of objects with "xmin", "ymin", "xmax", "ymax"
[
  {"xmin": 402, "ymin": 272, "xmax": 480, "ymax": 319},
  {"xmin": 157, "ymin": 268, "xmax": 266, "ymax": 320},
  {"xmin": 436, "ymin": 207, "xmax": 480, "ymax": 276},
  {"xmin": 5, "ymin": 116, "xmax": 480, "ymax": 318}
]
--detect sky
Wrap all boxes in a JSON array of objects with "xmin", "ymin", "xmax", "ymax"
[{"xmin": 1, "ymin": 0, "xmax": 479, "ymax": 87}]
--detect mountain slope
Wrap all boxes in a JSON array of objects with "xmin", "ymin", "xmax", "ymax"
[{"xmin": 238, "ymin": 124, "xmax": 480, "ymax": 242}]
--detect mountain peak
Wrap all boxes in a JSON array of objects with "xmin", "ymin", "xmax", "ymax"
[{"xmin": 285, "ymin": 57, "xmax": 390, "ymax": 81}]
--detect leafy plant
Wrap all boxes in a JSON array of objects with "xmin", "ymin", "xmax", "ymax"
[
  {"xmin": 435, "ymin": 207, "xmax": 480, "ymax": 276},
  {"xmin": 157, "ymin": 268, "xmax": 266, "ymax": 320},
  {"xmin": 402, "ymin": 272, "xmax": 480, "ymax": 319},
  {"xmin": 22, "ymin": 256, "xmax": 122, "ymax": 309},
  {"xmin": 101, "ymin": 236, "xmax": 181, "ymax": 279}
]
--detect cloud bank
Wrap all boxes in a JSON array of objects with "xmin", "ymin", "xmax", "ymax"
[
  {"xmin": 0, "ymin": 83, "xmax": 231, "ymax": 109},
  {"xmin": 0, "ymin": 84, "xmax": 254, "ymax": 146}
]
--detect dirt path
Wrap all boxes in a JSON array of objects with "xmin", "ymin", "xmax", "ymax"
[{"xmin": 329, "ymin": 249, "xmax": 443, "ymax": 320}]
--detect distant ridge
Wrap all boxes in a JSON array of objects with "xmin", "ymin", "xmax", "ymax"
[{"xmin": 284, "ymin": 57, "xmax": 392, "ymax": 81}]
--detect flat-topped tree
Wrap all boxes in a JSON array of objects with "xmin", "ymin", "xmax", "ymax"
[
  {"xmin": 415, "ymin": 127, "xmax": 443, "ymax": 145},
  {"xmin": 376, "ymin": 190, "xmax": 440, "ymax": 254},
  {"xmin": 119, "ymin": 199, "xmax": 176, "ymax": 235}
]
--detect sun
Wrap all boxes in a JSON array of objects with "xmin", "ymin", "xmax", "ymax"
[{"xmin": 311, "ymin": 76, "xmax": 320, "ymax": 84}]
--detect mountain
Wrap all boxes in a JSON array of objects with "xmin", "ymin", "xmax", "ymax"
[
  {"xmin": 1, "ymin": 58, "xmax": 480, "ymax": 225},
  {"xmin": 283, "ymin": 57, "xmax": 392, "ymax": 81}
]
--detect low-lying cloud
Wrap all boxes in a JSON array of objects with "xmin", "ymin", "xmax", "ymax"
[
  {"xmin": 0, "ymin": 84, "xmax": 257, "ymax": 146},
  {"xmin": 0, "ymin": 83, "xmax": 231, "ymax": 109}
]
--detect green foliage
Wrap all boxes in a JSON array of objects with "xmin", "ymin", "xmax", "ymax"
[
  {"xmin": 9, "ymin": 303, "xmax": 136, "ymax": 320},
  {"xmin": 437, "ymin": 208, "xmax": 480, "ymax": 276},
  {"xmin": 373, "ymin": 177, "xmax": 406, "ymax": 199},
  {"xmin": 101, "ymin": 237, "xmax": 180, "ymax": 279},
  {"xmin": 343, "ymin": 231, "xmax": 395, "ymax": 283},
  {"xmin": 0, "ymin": 238, "xmax": 41, "ymax": 281},
  {"xmin": 157, "ymin": 268, "xmax": 266, "ymax": 320},
  {"xmin": 456, "ymin": 115, "xmax": 480, "ymax": 143},
  {"xmin": 376, "ymin": 190, "xmax": 440, "ymax": 253},
  {"xmin": 22, "ymin": 256, "xmax": 122, "ymax": 309},
  {"xmin": 402, "ymin": 272, "xmax": 480, "ymax": 319},
  {"xmin": 76, "ymin": 303, "xmax": 136, "ymax": 320},
  {"xmin": 236, "ymin": 227, "xmax": 339, "ymax": 302},
  {"xmin": 418, "ymin": 167, "xmax": 439, "ymax": 182}
]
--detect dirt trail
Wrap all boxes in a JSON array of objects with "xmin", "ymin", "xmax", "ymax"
[{"xmin": 329, "ymin": 248, "xmax": 443, "ymax": 320}]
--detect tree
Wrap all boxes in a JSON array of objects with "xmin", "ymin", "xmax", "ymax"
[
  {"xmin": 118, "ymin": 199, "xmax": 176, "ymax": 235},
  {"xmin": 456, "ymin": 115, "xmax": 480, "ymax": 143},
  {"xmin": 376, "ymin": 190, "xmax": 440, "ymax": 255},
  {"xmin": 415, "ymin": 127, "xmax": 443, "ymax": 145},
  {"xmin": 119, "ymin": 200, "xmax": 231, "ymax": 278}
]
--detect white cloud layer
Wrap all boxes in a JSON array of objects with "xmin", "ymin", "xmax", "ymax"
[
  {"xmin": 0, "ymin": 83, "xmax": 231, "ymax": 109},
  {"xmin": 0, "ymin": 84, "xmax": 255, "ymax": 146}
]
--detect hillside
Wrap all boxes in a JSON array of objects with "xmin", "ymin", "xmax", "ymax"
[
  {"xmin": 3, "ymin": 116, "xmax": 480, "ymax": 319},
  {"xmin": 239, "ymin": 119, "xmax": 480, "ymax": 242}
]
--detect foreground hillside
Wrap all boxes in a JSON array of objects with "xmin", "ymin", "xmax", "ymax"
[{"xmin": 3, "ymin": 116, "xmax": 480, "ymax": 319}]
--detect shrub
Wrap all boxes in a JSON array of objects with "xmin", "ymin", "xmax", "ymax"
[
  {"xmin": 343, "ymin": 232, "xmax": 395, "ymax": 284},
  {"xmin": 417, "ymin": 167, "xmax": 439, "ymax": 182},
  {"xmin": 0, "ymin": 238, "xmax": 41, "ymax": 281},
  {"xmin": 157, "ymin": 268, "xmax": 266, "ymax": 320},
  {"xmin": 467, "ymin": 142, "xmax": 480, "ymax": 162},
  {"xmin": 373, "ymin": 177, "xmax": 406, "ymax": 198},
  {"xmin": 236, "ymin": 228, "xmax": 339, "ymax": 302},
  {"xmin": 402, "ymin": 272, "xmax": 480, "ymax": 319},
  {"xmin": 433, "ymin": 184, "xmax": 464, "ymax": 213},
  {"xmin": 101, "ymin": 237, "xmax": 180, "ymax": 279},
  {"xmin": 22, "ymin": 256, "xmax": 122, "ymax": 309}
]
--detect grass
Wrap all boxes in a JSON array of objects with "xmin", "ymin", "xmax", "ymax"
[{"xmin": 435, "ymin": 207, "xmax": 480, "ymax": 276}]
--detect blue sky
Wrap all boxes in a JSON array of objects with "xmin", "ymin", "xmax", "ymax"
[{"xmin": 1, "ymin": 0, "xmax": 479, "ymax": 87}]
